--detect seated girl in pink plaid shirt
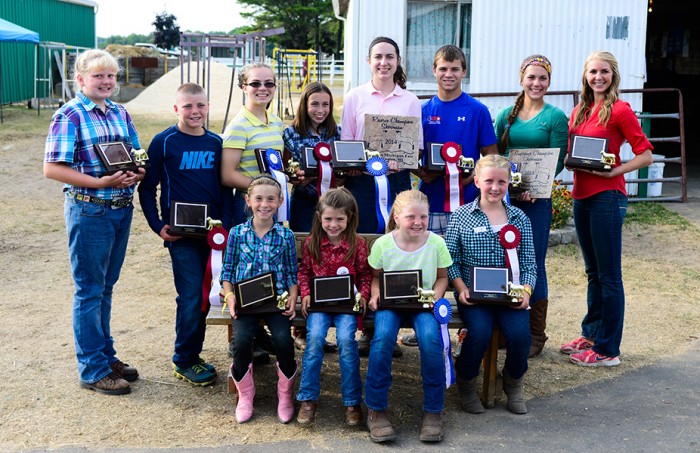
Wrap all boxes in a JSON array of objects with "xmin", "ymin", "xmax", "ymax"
[{"xmin": 295, "ymin": 188, "xmax": 372, "ymax": 426}]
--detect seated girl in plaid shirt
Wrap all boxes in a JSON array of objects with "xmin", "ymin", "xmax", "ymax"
[
  {"xmin": 445, "ymin": 154, "xmax": 536, "ymax": 415},
  {"xmin": 295, "ymin": 188, "xmax": 371, "ymax": 426},
  {"xmin": 220, "ymin": 175, "xmax": 298, "ymax": 424}
]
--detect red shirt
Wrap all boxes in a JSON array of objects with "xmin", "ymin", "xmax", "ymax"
[
  {"xmin": 568, "ymin": 100, "xmax": 653, "ymax": 199},
  {"xmin": 297, "ymin": 234, "xmax": 372, "ymax": 301}
]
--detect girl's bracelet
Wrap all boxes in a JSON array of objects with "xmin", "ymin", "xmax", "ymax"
[{"xmin": 223, "ymin": 291, "xmax": 235, "ymax": 302}]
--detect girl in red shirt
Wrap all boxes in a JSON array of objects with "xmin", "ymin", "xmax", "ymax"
[{"xmin": 295, "ymin": 188, "xmax": 372, "ymax": 426}]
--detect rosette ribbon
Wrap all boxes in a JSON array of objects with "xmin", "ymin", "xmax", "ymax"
[
  {"xmin": 366, "ymin": 156, "xmax": 391, "ymax": 234},
  {"xmin": 441, "ymin": 142, "xmax": 463, "ymax": 212},
  {"xmin": 314, "ymin": 142, "xmax": 334, "ymax": 196},
  {"xmin": 202, "ymin": 226, "xmax": 229, "ymax": 311},
  {"xmin": 433, "ymin": 298, "xmax": 455, "ymax": 388},
  {"xmin": 499, "ymin": 224, "xmax": 521, "ymax": 285},
  {"xmin": 265, "ymin": 148, "xmax": 289, "ymax": 222}
]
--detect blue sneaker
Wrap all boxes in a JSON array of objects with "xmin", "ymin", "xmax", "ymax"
[
  {"xmin": 197, "ymin": 357, "xmax": 217, "ymax": 377},
  {"xmin": 173, "ymin": 363, "xmax": 216, "ymax": 386}
]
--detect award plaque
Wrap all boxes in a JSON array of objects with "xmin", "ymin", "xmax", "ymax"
[
  {"xmin": 308, "ymin": 275, "xmax": 358, "ymax": 314},
  {"xmin": 254, "ymin": 148, "xmax": 285, "ymax": 174},
  {"xmin": 331, "ymin": 141, "xmax": 368, "ymax": 171},
  {"xmin": 94, "ymin": 141, "xmax": 149, "ymax": 175},
  {"xmin": 300, "ymin": 146, "xmax": 319, "ymax": 178},
  {"xmin": 424, "ymin": 142, "xmax": 474, "ymax": 174},
  {"xmin": 233, "ymin": 272, "xmax": 281, "ymax": 314},
  {"xmin": 468, "ymin": 267, "xmax": 519, "ymax": 306},
  {"xmin": 167, "ymin": 201, "xmax": 210, "ymax": 238},
  {"xmin": 566, "ymin": 135, "xmax": 613, "ymax": 172},
  {"xmin": 378, "ymin": 269, "xmax": 431, "ymax": 311}
]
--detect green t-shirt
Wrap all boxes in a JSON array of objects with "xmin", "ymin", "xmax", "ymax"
[
  {"xmin": 368, "ymin": 231, "xmax": 453, "ymax": 289},
  {"xmin": 222, "ymin": 107, "xmax": 284, "ymax": 179}
]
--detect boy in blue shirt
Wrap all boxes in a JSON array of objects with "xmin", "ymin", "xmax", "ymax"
[{"xmin": 139, "ymin": 83, "xmax": 233, "ymax": 385}]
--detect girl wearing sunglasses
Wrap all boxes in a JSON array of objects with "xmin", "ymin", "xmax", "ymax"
[{"xmin": 222, "ymin": 63, "xmax": 284, "ymax": 225}]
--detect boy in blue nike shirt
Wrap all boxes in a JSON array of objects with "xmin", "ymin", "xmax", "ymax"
[{"xmin": 139, "ymin": 83, "xmax": 233, "ymax": 386}]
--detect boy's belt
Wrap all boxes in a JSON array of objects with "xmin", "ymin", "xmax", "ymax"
[{"xmin": 66, "ymin": 191, "xmax": 133, "ymax": 209}]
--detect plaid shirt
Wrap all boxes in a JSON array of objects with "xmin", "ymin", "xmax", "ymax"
[
  {"xmin": 445, "ymin": 198, "xmax": 536, "ymax": 289},
  {"xmin": 297, "ymin": 234, "xmax": 372, "ymax": 300},
  {"xmin": 220, "ymin": 218, "xmax": 298, "ymax": 294},
  {"xmin": 44, "ymin": 92, "xmax": 141, "ymax": 199},
  {"xmin": 282, "ymin": 125, "xmax": 341, "ymax": 162}
]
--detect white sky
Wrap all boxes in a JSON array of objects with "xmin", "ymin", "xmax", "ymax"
[{"xmin": 95, "ymin": 0, "xmax": 250, "ymax": 38}]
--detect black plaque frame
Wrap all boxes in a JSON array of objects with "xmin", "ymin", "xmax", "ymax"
[
  {"xmin": 566, "ymin": 135, "xmax": 612, "ymax": 172},
  {"xmin": 424, "ymin": 142, "xmax": 447, "ymax": 173},
  {"xmin": 378, "ymin": 269, "xmax": 430, "ymax": 311},
  {"xmin": 233, "ymin": 272, "xmax": 280, "ymax": 314},
  {"xmin": 468, "ymin": 267, "xmax": 518, "ymax": 306},
  {"xmin": 331, "ymin": 140, "xmax": 367, "ymax": 171},
  {"xmin": 167, "ymin": 201, "xmax": 210, "ymax": 238},
  {"xmin": 94, "ymin": 142, "xmax": 146, "ymax": 175},
  {"xmin": 254, "ymin": 148, "xmax": 284, "ymax": 174},
  {"xmin": 309, "ymin": 275, "xmax": 356, "ymax": 314},
  {"xmin": 300, "ymin": 146, "xmax": 319, "ymax": 178}
]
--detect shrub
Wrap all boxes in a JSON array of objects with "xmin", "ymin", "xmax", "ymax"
[{"xmin": 551, "ymin": 180, "xmax": 573, "ymax": 230}]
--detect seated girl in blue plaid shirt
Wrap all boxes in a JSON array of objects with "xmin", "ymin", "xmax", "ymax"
[
  {"xmin": 220, "ymin": 175, "xmax": 298, "ymax": 424},
  {"xmin": 445, "ymin": 154, "xmax": 536, "ymax": 415}
]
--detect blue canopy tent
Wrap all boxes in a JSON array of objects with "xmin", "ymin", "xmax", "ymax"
[{"xmin": 0, "ymin": 18, "xmax": 40, "ymax": 123}]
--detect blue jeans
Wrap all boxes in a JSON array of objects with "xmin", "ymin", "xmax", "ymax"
[
  {"xmin": 297, "ymin": 313, "xmax": 362, "ymax": 406},
  {"xmin": 64, "ymin": 196, "xmax": 133, "ymax": 384},
  {"xmin": 573, "ymin": 190, "xmax": 628, "ymax": 357},
  {"xmin": 168, "ymin": 241, "xmax": 210, "ymax": 368},
  {"xmin": 231, "ymin": 312, "xmax": 296, "ymax": 380},
  {"xmin": 455, "ymin": 304, "xmax": 530, "ymax": 380},
  {"xmin": 513, "ymin": 198, "xmax": 552, "ymax": 303},
  {"xmin": 345, "ymin": 171, "xmax": 411, "ymax": 233},
  {"xmin": 365, "ymin": 310, "xmax": 445, "ymax": 413}
]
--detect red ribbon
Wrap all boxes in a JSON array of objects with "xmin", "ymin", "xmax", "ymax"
[
  {"xmin": 314, "ymin": 142, "xmax": 335, "ymax": 195},
  {"xmin": 441, "ymin": 142, "xmax": 462, "ymax": 163},
  {"xmin": 499, "ymin": 224, "xmax": 521, "ymax": 268},
  {"xmin": 441, "ymin": 142, "xmax": 463, "ymax": 212},
  {"xmin": 201, "ymin": 227, "xmax": 229, "ymax": 311}
]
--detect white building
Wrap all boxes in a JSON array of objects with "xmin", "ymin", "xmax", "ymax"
[{"xmin": 333, "ymin": 0, "xmax": 649, "ymax": 116}]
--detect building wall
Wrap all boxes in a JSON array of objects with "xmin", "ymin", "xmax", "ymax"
[
  {"xmin": 343, "ymin": 0, "xmax": 648, "ymax": 115},
  {"xmin": 0, "ymin": 0, "xmax": 96, "ymax": 104}
]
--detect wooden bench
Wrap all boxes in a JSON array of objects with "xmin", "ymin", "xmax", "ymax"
[{"xmin": 207, "ymin": 232, "xmax": 503, "ymax": 407}]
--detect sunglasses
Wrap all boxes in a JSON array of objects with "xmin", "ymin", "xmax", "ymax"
[{"xmin": 245, "ymin": 81, "xmax": 277, "ymax": 89}]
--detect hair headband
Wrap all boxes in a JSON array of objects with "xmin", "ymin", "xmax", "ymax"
[{"xmin": 520, "ymin": 56, "xmax": 552, "ymax": 78}]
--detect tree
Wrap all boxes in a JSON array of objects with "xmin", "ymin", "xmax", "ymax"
[
  {"xmin": 236, "ymin": 0, "xmax": 342, "ymax": 55},
  {"xmin": 152, "ymin": 11, "xmax": 181, "ymax": 50}
]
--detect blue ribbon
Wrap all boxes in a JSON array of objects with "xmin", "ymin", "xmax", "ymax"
[
  {"xmin": 265, "ymin": 148, "xmax": 282, "ymax": 171},
  {"xmin": 367, "ymin": 157, "xmax": 391, "ymax": 234},
  {"xmin": 433, "ymin": 298, "xmax": 456, "ymax": 388}
]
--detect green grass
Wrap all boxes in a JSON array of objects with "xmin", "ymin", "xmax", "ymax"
[{"xmin": 625, "ymin": 202, "xmax": 692, "ymax": 227}]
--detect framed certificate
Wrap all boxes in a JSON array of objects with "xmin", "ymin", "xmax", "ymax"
[
  {"xmin": 233, "ymin": 272, "xmax": 280, "ymax": 314},
  {"xmin": 566, "ymin": 135, "xmax": 612, "ymax": 172},
  {"xmin": 468, "ymin": 267, "xmax": 518, "ymax": 306},
  {"xmin": 94, "ymin": 142, "xmax": 148, "ymax": 175},
  {"xmin": 167, "ymin": 201, "xmax": 210, "ymax": 238},
  {"xmin": 308, "ymin": 275, "xmax": 358, "ymax": 314},
  {"xmin": 378, "ymin": 269, "xmax": 431, "ymax": 311},
  {"xmin": 331, "ymin": 140, "xmax": 367, "ymax": 171}
]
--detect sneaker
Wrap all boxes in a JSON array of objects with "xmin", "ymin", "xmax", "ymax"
[
  {"xmin": 80, "ymin": 372, "xmax": 131, "ymax": 395},
  {"xmin": 173, "ymin": 363, "xmax": 217, "ymax": 386},
  {"xmin": 110, "ymin": 360, "xmax": 138, "ymax": 382},
  {"xmin": 560, "ymin": 337, "xmax": 594, "ymax": 355},
  {"xmin": 453, "ymin": 329, "xmax": 467, "ymax": 358},
  {"xmin": 400, "ymin": 333, "xmax": 418, "ymax": 347},
  {"xmin": 197, "ymin": 357, "xmax": 217, "ymax": 377},
  {"xmin": 569, "ymin": 349, "xmax": 620, "ymax": 367}
]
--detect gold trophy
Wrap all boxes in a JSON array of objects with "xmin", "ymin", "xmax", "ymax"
[
  {"xmin": 287, "ymin": 157, "xmax": 300, "ymax": 176},
  {"xmin": 416, "ymin": 287, "xmax": 436, "ymax": 308},
  {"xmin": 365, "ymin": 150, "xmax": 381, "ymax": 159},
  {"xmin": 600, "ymin": 150, "xmax": 615, "ymax": 170},
  {"xmin": 132, "ymin": 148, "xmax": 149, "ymax": 166},
  {"xmin": 277, "ymin": 291, "xmax": 290, "ymax": 310},
  {"xmin": 353, "ymin": 292, "xmax": 362, "ymax": 312},
  {"xmin": 457, "ymin": 156, "xmax": 475, "ymax": 171},
  {"xmin": 507, "ymin": 282, "xmax": 525, "ymax": 303},
  {"xmin": 206, "ymin": 217, "xmax": 222, "ymax": 230}
]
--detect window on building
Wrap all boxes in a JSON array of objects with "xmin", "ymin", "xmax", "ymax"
[{"xmin": 406, "ymin": 1, "xmax": 472, "ymax": 82}]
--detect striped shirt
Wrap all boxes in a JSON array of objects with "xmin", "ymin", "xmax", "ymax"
[
  {"xmin": 222, "ymin": 107, "xmax": 284, "ymax": 179},
  {"xmin": 44, "ymin": 92, "xmax": 141, "ymax": 199},
  {"xmin": 220, "ymin": 218, "xmax": 298, "ymax": 294},
  {"xmin": 444, "ymin": 198, "xmax": 536, "ymax": 289}
]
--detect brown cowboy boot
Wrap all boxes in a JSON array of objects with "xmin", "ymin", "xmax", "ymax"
[{"xmin": 529, "ymin": 299, "xmax": 549, "ymax": 358}]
